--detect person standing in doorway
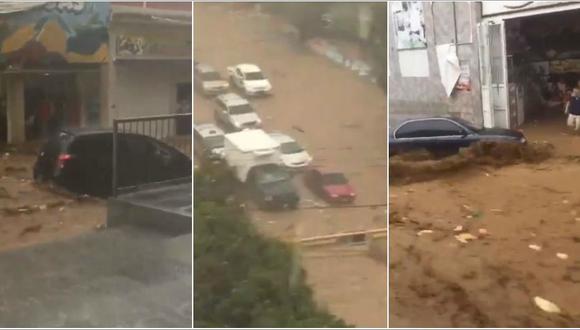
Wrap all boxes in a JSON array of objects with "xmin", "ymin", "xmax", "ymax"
[
  {"xmin": 565, "ymin": 82, "xmax": 580, "ymax": 131},
  {"xmin": 37, "ymin": 95, "xmax": 53, "ymax": 138}
]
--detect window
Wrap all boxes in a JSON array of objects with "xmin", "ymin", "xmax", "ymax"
[
  {"xmin": 245, "ymin": 71, "xmax": 265, "ymax": 81},
  {"xmin": 228, "ymin": 104, "xmax": 253, "ymax": 115},
  {"xmin": 395, "ymin": 120, "xmax": 465, "ymax": 138}
]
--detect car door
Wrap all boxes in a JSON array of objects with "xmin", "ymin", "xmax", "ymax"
[
  {"xmin": 121, "ymin": 134, "xmax": 154, "ymax": 187},
  {"xmin": 427, "ymin": 119, "xmax": 469, "ymax": 150},
  {"xmin": 148, "ymin": 137, "xmax": 192, "ymax": 182}
]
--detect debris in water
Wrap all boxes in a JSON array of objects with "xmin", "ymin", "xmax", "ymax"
[
  {"xmin": 563, "ymin": 199, "xmax": 570, "ymax": 204},
  {"xmin": 533, "ymin": 296, "xmax": 561, "ymax": 314},
  {"xmin": 58, "ymin": 207, "xmax": 65, "ymax": 212},
  {"xmin": 529, "ymin": 244, "xmax": 542, "ymax": 251},
  {"xmin": 478, "ymin": 228, "xmax": 488, "ymax": 236},
  {"xmin": 38, "ymin": 204, "xmax": 47, "ymax": 211},
  {"xmin": 453, "ymin": 225, "xmax": 463, "ymax": 232},
  {"xmin": 490, "ymin": 208, "xmax": 503, "ymax": 214},
  {"xmin": 455, "ymin": 233, "xmax": 477, "ymax": 244},
  {"xmin": 556, "ymin": 253, "xmax": 569, "ymax": 260},
  {"xmin": 19, "ymin": 224, "xmax": 42, "ymax": 237},
  {"xmin": 292, "ymin": 125, "xmax": 305, "ymax": 133},
  {"xmin": 417, "ymin": 229, "xmax": 433, "ymax": 236}
]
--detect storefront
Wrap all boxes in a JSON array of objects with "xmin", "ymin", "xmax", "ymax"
[
  {"xmin": 104, "ymin": 5, "xmax": 191, "ymax": 126},
  {"xmin": 0, "ymin": 2, "xmax": 110, "ymax": 143},
  {"xmin": 480, "ymin": 1, "xmax": 580, "ymax": 128}
]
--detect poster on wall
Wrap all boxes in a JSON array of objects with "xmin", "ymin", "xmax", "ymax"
[
  {"xmin": 391, "ymin": 1, "xmax": 427, "ymax": 50},
  {"xmin": 456, "ymin": 61, "xmax": 471, "ymax": 91}
]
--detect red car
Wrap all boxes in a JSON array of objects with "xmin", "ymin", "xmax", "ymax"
[{"xmin": 303, "ymin": 169, "xmax": 356, "ymax": 204}]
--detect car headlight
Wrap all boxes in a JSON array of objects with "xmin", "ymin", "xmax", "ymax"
[
  {"xmin": 264, "ymin": 195, "xmax": 273, "ymax": 201},
  {"xmin": 520, "ymin": 137, "xmax": 527, "ymax": 144},
  {"xmin": 330, "ymin": 193, "xmax": 338, "ymax": 198},
  {"xmin": 349, "ymin": 192, "xmax": 356, "ymax": 197},
  {"xmin": 233, "ymin": 122, "xmax": 242, "ymax": 128}
]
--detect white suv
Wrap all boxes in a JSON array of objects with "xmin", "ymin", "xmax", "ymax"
[
  {"xmin": 214, "ymin": 93, "xmax": 262, "ymax": 131},
  {"xmin": 227, "ymin": 64, "xmax": 272, "ymax": 96}
]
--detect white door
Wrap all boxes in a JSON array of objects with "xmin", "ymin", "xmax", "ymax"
[{"xmin": 478, "ymin": 20, "xmax": 509, "ymax": 128}]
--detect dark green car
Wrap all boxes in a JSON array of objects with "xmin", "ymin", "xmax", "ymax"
[{"xmin": 246, "ymin": 164, "xmax": 299, "ymax": 210}]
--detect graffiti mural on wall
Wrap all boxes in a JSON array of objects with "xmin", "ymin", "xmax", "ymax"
[{"xmin": 0, "ymin": 2, "xmax": 110, "ymax": 65}]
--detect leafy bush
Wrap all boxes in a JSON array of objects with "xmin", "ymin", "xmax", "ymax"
[{"xmin": 194, "ymin": 189, "xmax": 350, "ymax": 327}]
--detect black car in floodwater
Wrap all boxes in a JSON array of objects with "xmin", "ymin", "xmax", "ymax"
[
  {"xmin": 246, "ymin": 164, "xmax": 299, "ymax": 210},
  {"xmin": 389, "ymin": 117, "xmax": 527, "ymax": 157},
  {"xmin": 33, "ymin": 128, "xmax": 191, "ymax": 198}
]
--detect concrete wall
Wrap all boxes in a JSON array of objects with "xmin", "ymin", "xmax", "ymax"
[
  {"xmin": 105, "ymin": 22, "xmax": 191, "ymax": 125},
  {"xmin": 388, "ymin": 2, "xmax": 483, "ymax": 128},
  {"xmin": 109, "ymin": 61, "xmax": 191, "ymax": 121}
]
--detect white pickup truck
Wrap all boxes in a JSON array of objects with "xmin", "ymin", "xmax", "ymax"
[
  {"xmin": 223, "ymin": 129, "xmax": 299, "ymax": 210},
  {"xmin": 227, "ymin": 64, "xmax": 272, "ymax": 96}
]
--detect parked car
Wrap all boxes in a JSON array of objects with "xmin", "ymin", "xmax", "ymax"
[
  {"xmin": 194, "ymin": 123, "xmax": 225, "ymax": 163},
  {"xmin": 33, "ymin": 128, "xmax": 192, "ymax": 198},
  {"xmin": 304, "ymin": 169, "xmax": 356, "ymax": 204},
  {"xmin": 389, "ymin": 117, "xmax": 527, "ymax": 157},
  {"xmin": 214, "ymin": 93, "xmax": 262, "ymax": 131},
  {"xmin": 246, "ymin": 164, "xmax": 299, "ymax": 210},
  {"xmin": 269, "ymin": 132, "xmax": 312, "ymax": 169},
  {"xmin": 194, "ymin": 63, "xmax": 229, "ymax": 96},
  {"xmin": 227, "ymin": 63, "xmax": 272, "ymax": 96}
]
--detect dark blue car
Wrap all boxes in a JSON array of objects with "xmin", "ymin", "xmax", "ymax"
[{"xmin": 389, "ymin": 117, "xmax": 527, "ymax": 157}]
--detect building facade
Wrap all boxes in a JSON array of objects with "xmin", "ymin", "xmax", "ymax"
[
  {"xmin": 388, "ymin": 1, "xmax": 483, "ymax": 129},
  {"xmin": 389, "ymin": 1, "xmax": 580, "ymax": 130},
  {"xmin": 0, "ymin": 1, "xmax": 191, "ymax": 143}
]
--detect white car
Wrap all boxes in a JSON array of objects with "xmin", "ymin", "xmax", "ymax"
[
  {"xmin": 269, "ymin": 133, "xmax": 313, "ymax": 169},
  {"xmin": 227, "ymin": 64, "xmax": 272, "ymax": 96},
  {"xmin": 214, "ymin": 93, "xmax": 262, "ymax": 131},
  {"xmin": 194, "ymin": 63, "xmax": 229, "ymax": 96}
]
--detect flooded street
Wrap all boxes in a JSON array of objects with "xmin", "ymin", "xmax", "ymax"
[
  {"xmin": 0, "ymin": 152, "xmax": 105, "ymax": 252},
  {"xmin": 390, "ymin": 119, "xmax": 580, "ymax": 327},
  {"xmin": 194, "ymin": 4, "xmax": 386, "ymax": 327}
]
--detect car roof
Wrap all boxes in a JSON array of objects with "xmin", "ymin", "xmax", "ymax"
[
  {"xmin": 195, "ymin": 63, "xmax": 217, "ymax": 73},
  {"xmin": 217, "ymin": 93, "xmax": 250, "ymax": 106},
  {"xmin": 269, "ymin": 132, "xmax": 295, "ymax": 144},
  {"xmin": 225, "ymin": 129, "xmax": 279, "ymax": 152},
  {"xmin": 194, "ymin": 123, "xmax": 224, "ymax": 137},
  {"xmin": 237, "ymin": 63, "xmax": 261, "ymax": 73}
]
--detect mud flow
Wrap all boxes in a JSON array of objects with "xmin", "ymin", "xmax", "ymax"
[
  {"xmin": 390, "ymin": 141, "xmax": 554, "ymax": 185},
  {"xmin": 390, "ymin": 138, "xmax": 580, "ymax": 327}
]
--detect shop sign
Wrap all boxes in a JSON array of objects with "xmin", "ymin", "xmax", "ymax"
[
  {"xmin": 482, "ymin": 1, "xmax": 580, "ymax": 16},
  {"xmin": 0, "ymin": 2, "xmax": 110, "ymax": 65},
  {"xmin": 116, "ymin": 34, "xmax": 191, "ymax": 59}
]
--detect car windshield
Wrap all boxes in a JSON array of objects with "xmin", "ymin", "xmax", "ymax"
[
  {"xmin": 201, "ymin": 71, "xmax": 221, "ymax": 81},
  {"xmin": 280, "ymin": 141, "xmax": 304, "ymax": 154},
  {"xmin": 204, "ymin": 135, "xmax": 224, "ymax": 149},
  {"xmin": 257, "ymin": 169, "xmax": 290, "ymax": 184},
  {"xmin": 322, "ymin": 173, "xmax": 348, "ymax": 185},
  {"xmin": 229, "ymin": 104, "xmax": 254, "ymax": 115},
  {"xmin": 245, "ymin": 71, "xmax": 265, "ymax": 80},
  {"xmin": 453, "ymin": 118, "xmax": 480, "ymax": 132}
]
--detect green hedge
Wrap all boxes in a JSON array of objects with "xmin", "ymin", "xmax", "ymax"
[{"xmin": 194, "ymin": 172, "xmax": 350, "ymax": 327}]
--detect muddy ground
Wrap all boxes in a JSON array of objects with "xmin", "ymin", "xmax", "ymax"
[
  {"xmin": 390, "ymin": 118, "xmax": 580, "ymax": 327},
  {"xmin": 194, "ymin": 4, "xmax": 386, "ymax": 327},
  {"xmin": 0, "ymin": 151, "xmax": 105, "ymax": 252}
]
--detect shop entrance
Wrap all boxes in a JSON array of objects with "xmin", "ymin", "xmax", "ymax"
[
  {"xmin": 24, "ymin": 73, "xmax": 81, "ymax": 140},
  {"xmin": 480, "ymin": 6, "xmax": 580, "ymax": 129}
]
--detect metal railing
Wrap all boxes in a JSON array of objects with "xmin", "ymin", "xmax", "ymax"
[{"xmin": 112, "ymin": 113, "xmax": 192, "ymax": 197}]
